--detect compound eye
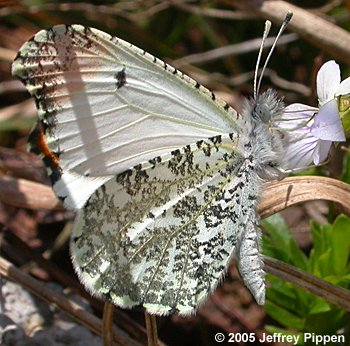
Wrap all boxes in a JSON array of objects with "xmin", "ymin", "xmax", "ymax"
[{"xmin": 254, "ymin": 104, "xmax": 270, "ymax": 123}]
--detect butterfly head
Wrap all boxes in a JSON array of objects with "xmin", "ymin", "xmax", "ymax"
[{"xmin": 253, "ymin": 89, "xmax": 285, "ymax": 124}]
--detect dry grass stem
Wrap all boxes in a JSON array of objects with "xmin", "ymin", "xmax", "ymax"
[
  {"xmin": 103, "ymin": 302, "xmax": 115, "ymax": 346},
  {"xmin": 231, "ymin": 0, "xmax": 350, "ymax": 64},
  {"xmin": 0, "ymin": 176, "xmax": 64, "ymax": 210},
  {"xmin": 144, "ymin": 312, "xmax": 158, "ymax": 346},
  {"xmin": 260, "ymin": 176, "xmax": 350, "ymax": 217},
  {"xmin": 0, "ymin": 99, "xmax": 35, "ymax": 123},
  {"xmin": 0, "ymin": 256, "xmax": 143, "ymax": 346},
  {"xmin": 172, "ymin": 1, "xmax": 257, "ymax": 20},
  {"xmin": 173, "ymin": 33, "xmax": 297, "ymax": 67},
  {"xmin": 264, "ymin": 256, "xmax": 350, "ymax": 311},
  {"xmin": 0, "ymin": 46, "xmax": 16, "ymax": 62}
]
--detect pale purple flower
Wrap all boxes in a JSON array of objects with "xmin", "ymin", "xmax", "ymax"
[{"xmin": 278, "ymin": 61, "xmax": 348, "ymax": 170}]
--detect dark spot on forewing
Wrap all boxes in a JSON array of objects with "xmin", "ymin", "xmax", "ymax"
[{"xmin": 115, "ymin": 67, "xmax": 126, "ymax": 89}]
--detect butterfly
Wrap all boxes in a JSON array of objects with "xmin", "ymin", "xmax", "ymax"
[{"xmin": 12, "ymin": 12, "xmax": 292, "ymax": 316}]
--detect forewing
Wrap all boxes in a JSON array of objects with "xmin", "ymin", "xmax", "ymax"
[
  {"xmin": 71, "ymin": 134, "xmax": 264, "ymax": 315},
  {"xmin": 12, "ymin": 25, "xmax": 242, "ymax": 178}
]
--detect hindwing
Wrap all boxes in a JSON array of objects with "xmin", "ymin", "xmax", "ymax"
[{"xmin": 71, "ymin": 134, "xmax": 264, "ymax": 315}]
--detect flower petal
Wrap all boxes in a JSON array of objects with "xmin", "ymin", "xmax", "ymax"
[
  {"xmin": 277, "ymin": 103, "xmax": 316, "ymax": 130},
  {"xmin": 283, "ymin": 103, "xmax": 317, "ymax": 114},
  {"xmin": 310, "ymin": 99, "xmax": 346, "ymax": 141},
  {"xmin": 282, "ymin": 130, "xmax": 318, "ymax": 169},
  {"xmin": 317, "ymin": 60, "xmax": 341, "ymax": 105},
  {"xmin": 282, "ymin": 103, "xmax": 317, "ymax": 118},
  {"xmin": 336, "ymin": 75, "xmax": 350, "ymax": 96},
  {"xmin": 313, "ymin": 140, "xmax": 332, "ymax": 165}
]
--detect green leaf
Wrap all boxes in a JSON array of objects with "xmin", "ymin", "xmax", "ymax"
[
  {"xmin": 262, "ymin": 214, "xmax": 308, "ymax": 271},
  {"xmin": 341, "ymin": 149, "xmax": 350, "ymax": 184},
  {"xmin": 310, "ymin": 221, "xmax": 331, "ymax": 255},
  {"xmin": 304, "ymin": 309, "xmax": 347, "ymax": 334},
  {"xmin": 310, "ymin": 222, "xmax": 331, "ymax": 276},
  {"xmin": 310, "ymin": 215, "xmax": 350, "ymax": 277},
  {"xmin": 264, "ymin": 300, "xmax": 305, "ymax": 329},
  {"xmin": 317, "ymin": 250, "xmax": 332, "ymax": 277},
  {"xmin": 267, "ymin": 276, "xmax": 313, "ymax": 316},
  {"xmin": 329, "ymin": 215, "xmax": 350, "ymax": 275},
  {"xmin": 266, "ymin": 286, "xmax": 297, "ymax": 310},
  {"xmin": 265, "ymin": 214, "xmax": 350, "ymax": 336},
  {"xmin": 338, "ymin": 94, "xmax": 350, "ymax": 138},
  {"xmin": 308, "ymin": 297, "xmax": 331, "ymax": 314}
]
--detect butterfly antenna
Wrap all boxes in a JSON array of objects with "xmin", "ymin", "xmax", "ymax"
[
  {"xmin": 254, "ymin": 20, "xmax": 271, "ymax": 100},
  {"xmin": 256, "ymin": 11, "xmax": 293, "ymax": 97}
]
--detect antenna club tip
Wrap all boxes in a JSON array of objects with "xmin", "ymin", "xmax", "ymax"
[
  {"xmin": 265, "ymin": 20, "xmax": 272, "ymax": 29},
  {"xmin": 286, "ymin": 10, "xmax": 293, "ymax": 22}
]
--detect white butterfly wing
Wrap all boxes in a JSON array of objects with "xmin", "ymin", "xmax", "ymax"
[
  {"xmin": 12, "ymin": 25, "xmax": 243, "ymax": 179},
  {"xmin": 71, "ymin": 135, "xmax": 264, "ymax": 315},
  {"xmin": 12, "ymin": 25, "xmax": 266, "ymax": 310}
]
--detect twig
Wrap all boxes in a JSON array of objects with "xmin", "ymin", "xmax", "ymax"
[
  {"xmin": 172, "ymin": 33, "xmax": 297, "ymax": 67},
  {"xmin": 2, "ymin": 231, "xmax": 160, "ymax": 345},
  {"xmin": 0, "ymin": 80, "xmax": 26, "ymax": 94},
  {"xmin": 2, "ymin": 231, "xmax": 80, "ymax": 292},
  {"xmin": 103, "ymin": 302, "xmax": 115, "ymax": 346},
  {"xmin": 144, "ymin": 312, "xmax": 158, "ymax": 346},
  {"xmin": 0, "ymin": 176, "xmax": 64, "ymax": 210},
  {"xmin": 3, "ymin": 1, "xmax": 170, "ymax": 23},
  {"xmin": 0, "ymin": 47, "xmax": 16, "ymax": 62},
  {"xmin": 264, "ymin": 68, "xmax": 311, "ymax": 96},
  {"xmin": 0, "ymin": 147, "xmax": 45, "ymax": 182},
  {"xmin": 171, "ymin": 1, "xmax": 256, "ymax": 20},
  {"xmin": 0, "ymin": 231, "xmax": 4, "ymax": 314},
  {"xmin": 132, "ymin": 1, "xmax": 171, "ymax": 18},
  {"xmin": 311, "ymin": 0, "xmax": 343, "ymax": 14},
  {"xmin": 230, "ymin": 0, "xmax": 350, "ymax": 64},
  {"xmin": 0, "ymin": 99, "xmax": 35, "ymax": 123},
  {"xmin": 12, "ymin": 2, "xmax": 135, "ymax": 16},
  {"xmin": 260, "ymin": 176, "xmax": 350, "ymax": 217},
  {"xmin": 264, "ymin": 256, "xmax": 350, "ymax": 311},
  {"xmin": 341, "ymin": 145, "xmax": 350, "ymax": 153},
  {"xmin": 0, "ymin": 256, "xmax": 143, "ymax": 346},
  {"xmin": 200, "ymin": 68, "xmax": 310, "ymax": 96},
  {"xmin": 0, "ymin": 99, "xmax": 35, "ymax": 132}
]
